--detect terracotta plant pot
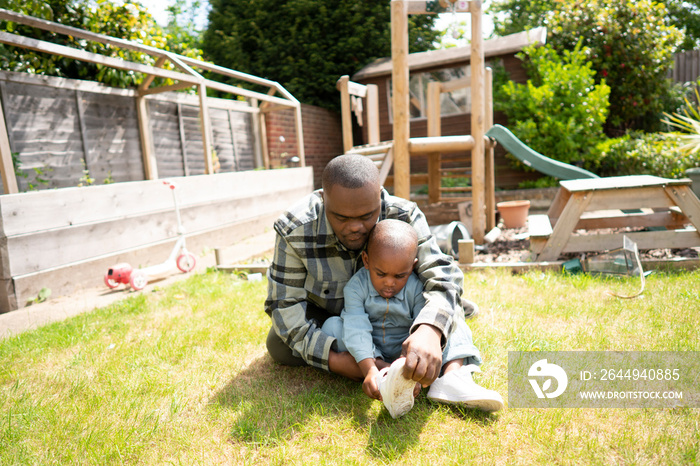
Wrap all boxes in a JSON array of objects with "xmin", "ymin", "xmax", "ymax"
[{"xmin": 497, "ymin": 200, "xmax": 531, "ymax": 229}]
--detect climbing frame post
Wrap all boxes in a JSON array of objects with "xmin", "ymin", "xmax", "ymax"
[
  {"xmin": 391, "ymin": 0, "xmax": 410, "ymax": 200},
  {"xmin": 470, "ymin": 0, "xmax": 485, "ymax": 244}
]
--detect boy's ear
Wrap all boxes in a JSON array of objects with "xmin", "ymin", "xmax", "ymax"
[{"xmin": 362, "ymin": 251, "xmax": 370, "ymax": 269}]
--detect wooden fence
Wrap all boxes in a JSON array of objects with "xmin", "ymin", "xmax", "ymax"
[
  {"xmin": 0, "ymin": 167, "xmax": 314, "ymax": 313},
  {"xmin": 672, "ymin": 50, "xmax": 700, "ymax": 84},
  {"xmin": 0, "ymin": 71, "xmax": 260, "ymax": 192}
]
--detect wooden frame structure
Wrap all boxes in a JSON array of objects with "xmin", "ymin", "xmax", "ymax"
[
  {"xmin": 0, "ymin": 8, "xmax": 305, "ymax": 194},
  {"xmin": 528, "ymin": 175, "xmax": 700, "ymax": 261},
  {"xmin": 391, "ymin": 0, "xmax": 488, "ymax": 242},
  {"xmin": 425, "ymin": 67, "xmax": 496, "ymax": 230}
]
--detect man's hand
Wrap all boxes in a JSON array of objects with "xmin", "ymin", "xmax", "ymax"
[
  {"xmin": 401, "ymin": 324, "xmax": 443, "ymax": 387},
  {"xmin": 328, "ymin": 350, "xmax": 363, "ymax": 381}
]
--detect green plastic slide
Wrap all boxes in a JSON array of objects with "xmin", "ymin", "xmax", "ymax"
[{"xmin": 485, "ymin": 124, "xmax": 599, "ymax": 180}]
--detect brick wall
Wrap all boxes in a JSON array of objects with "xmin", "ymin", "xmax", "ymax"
[{"xmin": 265, "ymin": 104, "xmax": 343, "ymax": 189}]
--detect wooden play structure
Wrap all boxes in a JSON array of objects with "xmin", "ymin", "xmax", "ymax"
[
  {"xmin": 0, "ymin": 8, "xmax": 305, "ymax": 193},
  {"xmin": 338, "ymin": 0, "xmax": 497, "ymax": 243}
]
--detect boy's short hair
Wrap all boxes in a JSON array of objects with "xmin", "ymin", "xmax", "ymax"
[
  {"xmin": 366, "ymin": 219, "xmax": 418, "ymax": 258},
  {"xmin": 322, "ymin": 154, "xmax": 379, "ymax": 191}
]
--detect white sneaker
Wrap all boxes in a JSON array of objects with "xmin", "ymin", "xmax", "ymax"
[
  {"xmin": 427, "ymin": 364, "xmax": 504, "ymax": 413},
  {"xmin": 375, "ymin": 358, "xmax": 416, "ymax": 419}
]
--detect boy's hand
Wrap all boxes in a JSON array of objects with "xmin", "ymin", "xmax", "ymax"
[
  {"xmin": 362, "ymin": 366, "xmax": 381, "ymax": 400},
  {"xmin": 401, "ymin": 324, "xmax": 442, "ymax": 387}
]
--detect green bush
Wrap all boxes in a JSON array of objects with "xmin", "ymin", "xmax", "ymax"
[
  {"xmin": 548, "ymin": 0, "xmax": 683, "ymax": 135},
  {"xmin": 594, "ymin": 132, "xmax": 699, "ymax": 178},
  {"xmin": 496, "ymin": 42, "xmax": 610, "ymax": 169}
]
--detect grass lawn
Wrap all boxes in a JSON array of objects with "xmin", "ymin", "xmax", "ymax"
[{"xmin": 1, "ymin": 267, "xmax": 699, "ymax": 464}]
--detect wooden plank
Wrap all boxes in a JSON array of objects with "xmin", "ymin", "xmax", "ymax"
[
  {"xmin": 575, "ymin": 210, "xmax": 688, "ymax": 230},
  {"xmin": 203, "ymin": 79, "xmax": 296, "ymax": 109},
  {"xmin": 228, "ymin": 109, "xmax": 239, "ymax": 172},
  {"xmin": 391, "ymin": 0, "xmax": 410, "ymax": 199},
  {"xmin": 470, "ymin": 0, "xmax": 485, "ymax": 244},
  {"xmin": 0, "ymin": 168, "xmax": 313, "ymax": 237},
  {"xmin": 529, "ymin": 237, "xmax": 547, "ymax": 255},
  {"xmin": 560, "ymin": 175, "xmax": 689, "ymax": 192},
  {"xmin": 427, "ymin": 81, "xmax": 441, "ymax": 204},
  {"xmin": 537, "ymin": 191, "xmax": 593, "ymax": 261},
  {"xmin": 198, "ymin": 84, "xmax": 215, "ymax": 174},
  {"xmin": 0, "ymin": 10, "xmax": 298, "ymax": 108},
  {"xmin": 337, "ymin": 76, "xmax": 353, "ymax": 153},
  {"xmin": 0, "ymin": 87, "xmax": 18, "ymax": 194},
  {"xmin": 139, "ymin": 55, "xmax": 167, "ymax": 92},
  {"xmin": 293, "ymin": 103, "xmax": 306, "ymax": 167},
  {"xmin": 11, "ymin": 212, "xmax": 280, "ymax": 312},
  {"xmin": 547, "ymin": 187, "xmax": 570, "ymax": 226},
  {"xmin": 177, "ymin": 103, "xmax": 190, "ymax": 176},
  {"xmin": 0, "ymin": 32, "xmax": 197, "ymax": 84},
  {"xmin": 367, "ymin": 84, "xmax": 380, "ymax": 145},
  {"xmin": 485, "ymin": 66, "xmax": 496, "ymax": 231},
  {"xmin": 528, "ymin": 214, "xmax": 553, "ymax": 238},
  {"xmin": 139, "ymin": 81, "xmax": 194, "ymax": 96},
  {"xmin": 74, "ymin": 90, "xmax": 91, "ymax": 172},
  {"xmin": 4, "ymin": 186, "xmax": 308, "ymax": 277},
  {"xmin": 136, "ymin": 96, "xmax": 157, "ymax": 180},
  {"xmin": 562, "ymin": 229, "xmax": 700, "ymax": 254},
  {"xmin": 585, "ymin": 187, "xmax": 676, "ymax": 211},
  {"xmin": 378, "ymin": 147, "xmax": 393, "ymax": 186},
  {"xmin": 664, "ymin": 185, "xmax": 700, "ymax": 232}
]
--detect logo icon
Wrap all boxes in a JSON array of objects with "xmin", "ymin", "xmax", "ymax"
[{"xmin": 528, "ymin": 359, "xmax": 568, "ymax": 399}]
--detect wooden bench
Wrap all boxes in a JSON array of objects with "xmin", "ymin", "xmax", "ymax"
[{"xmin": 528, "ymin": 175, "xmax": 700, "ymax": 261}]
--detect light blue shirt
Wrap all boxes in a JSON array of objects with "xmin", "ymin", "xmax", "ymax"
[{"xmin": 342, "ymin": 267, "xmax": 426, "ymax": 363}]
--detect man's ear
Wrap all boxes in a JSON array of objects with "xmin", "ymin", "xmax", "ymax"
[
  {"xmin": 412, "ymin": 258, "xmax": 418, "ymax": 269},
  {"xmin": 362, "ymin": 251, "xmax": 370, "ymax": 269}
]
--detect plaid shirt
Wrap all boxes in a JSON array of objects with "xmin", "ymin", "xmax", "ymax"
[{"xmin": 264, "ymin": 188, "xmax": 465, "ymax": 371}]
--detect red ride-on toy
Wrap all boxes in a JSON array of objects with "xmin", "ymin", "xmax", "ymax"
[
  {"xmin": 104, "ymin": 263, "xmax": 134, "ymax": 288},
  {"xmin": 104, "ymin": 263, "xmax": 149, "ymax": 290},
  {"xmin": 103, "ymin": 180, "xmax": 196, "ymax": 291}
]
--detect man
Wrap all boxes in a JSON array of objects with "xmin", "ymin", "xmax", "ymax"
[{"xmin": 265, "ymin": 154, "xmax": 500, "ymax": 409}]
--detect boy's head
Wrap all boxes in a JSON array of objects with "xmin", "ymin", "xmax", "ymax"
[{"xmin": 361, "ymin": 219, "xmax": 418, "ymax": 299}]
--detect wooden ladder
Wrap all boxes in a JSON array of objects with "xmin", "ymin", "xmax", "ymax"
[{"xmin": 345, "ymin": 141, "xmax": 394, "ymax": 186}]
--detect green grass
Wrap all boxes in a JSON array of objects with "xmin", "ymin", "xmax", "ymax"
[{"xmin": 1, "ymin": 268, "xmax": 699, "ymax": 464}]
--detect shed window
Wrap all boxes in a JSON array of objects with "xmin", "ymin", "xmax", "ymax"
[{"xmin": 388, "ymin": 62, "xmax": 503, "ymax": 121}]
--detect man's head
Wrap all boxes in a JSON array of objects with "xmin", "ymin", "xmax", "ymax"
[
  {"xmin": 322, "ymin": 154, "xmax": 381, "ymax": 251},
  {"xmin": 362, "ymin": 219, "xmax": 418, "ymax": 299}
]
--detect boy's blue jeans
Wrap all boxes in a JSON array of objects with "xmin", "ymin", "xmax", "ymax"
[{"xmin": 321, "ymin": 316, "xmax": 482, "ymax": 371}]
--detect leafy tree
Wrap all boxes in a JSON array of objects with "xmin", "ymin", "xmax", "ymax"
[
  {"xmin": 496, "ymin": 42, "xmax": 610, "ymax": 167},
  {"xmin": 0, "ymin": 0, "xmax": 204, "ymax": 88},
  {"xmin": 161, "ymin": 0, "xmax": 207, "ymax": 58},
  {"xmin": 548, "ymin": 0, "xmax": 683, "ymax": 135},
  {"xmin": 490, "ymin": 0, "xmax": 700, "ymax": 50},
  {"xmin": 664, "ymin": 0, "xmax": 700, "ymax": 51},
  {"xmin": 202, "ymin": 0, "xmax": 439, "ymax": 109},
  {"xmin": 488, "ymin": 0, "xmax": 555, "ymax": 37}
]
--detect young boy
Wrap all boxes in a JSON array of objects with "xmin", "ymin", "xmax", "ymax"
[{"xmin": 322, "ymin": 219, "xmax": 503, "ymax": 418}]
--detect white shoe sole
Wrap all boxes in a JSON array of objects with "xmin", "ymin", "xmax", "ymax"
[
  {"xmin": 377, "ymin": 358, "xmax": 416, "ymax": 419},
  {"xmin": 427, "ymin": 389, "xmax": 504, "ymax": 413}
]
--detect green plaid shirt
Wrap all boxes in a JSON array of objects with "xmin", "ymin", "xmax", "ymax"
[{"xmin": 264, "ymin": 188, "xmax": 465, "ymax": 371}]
